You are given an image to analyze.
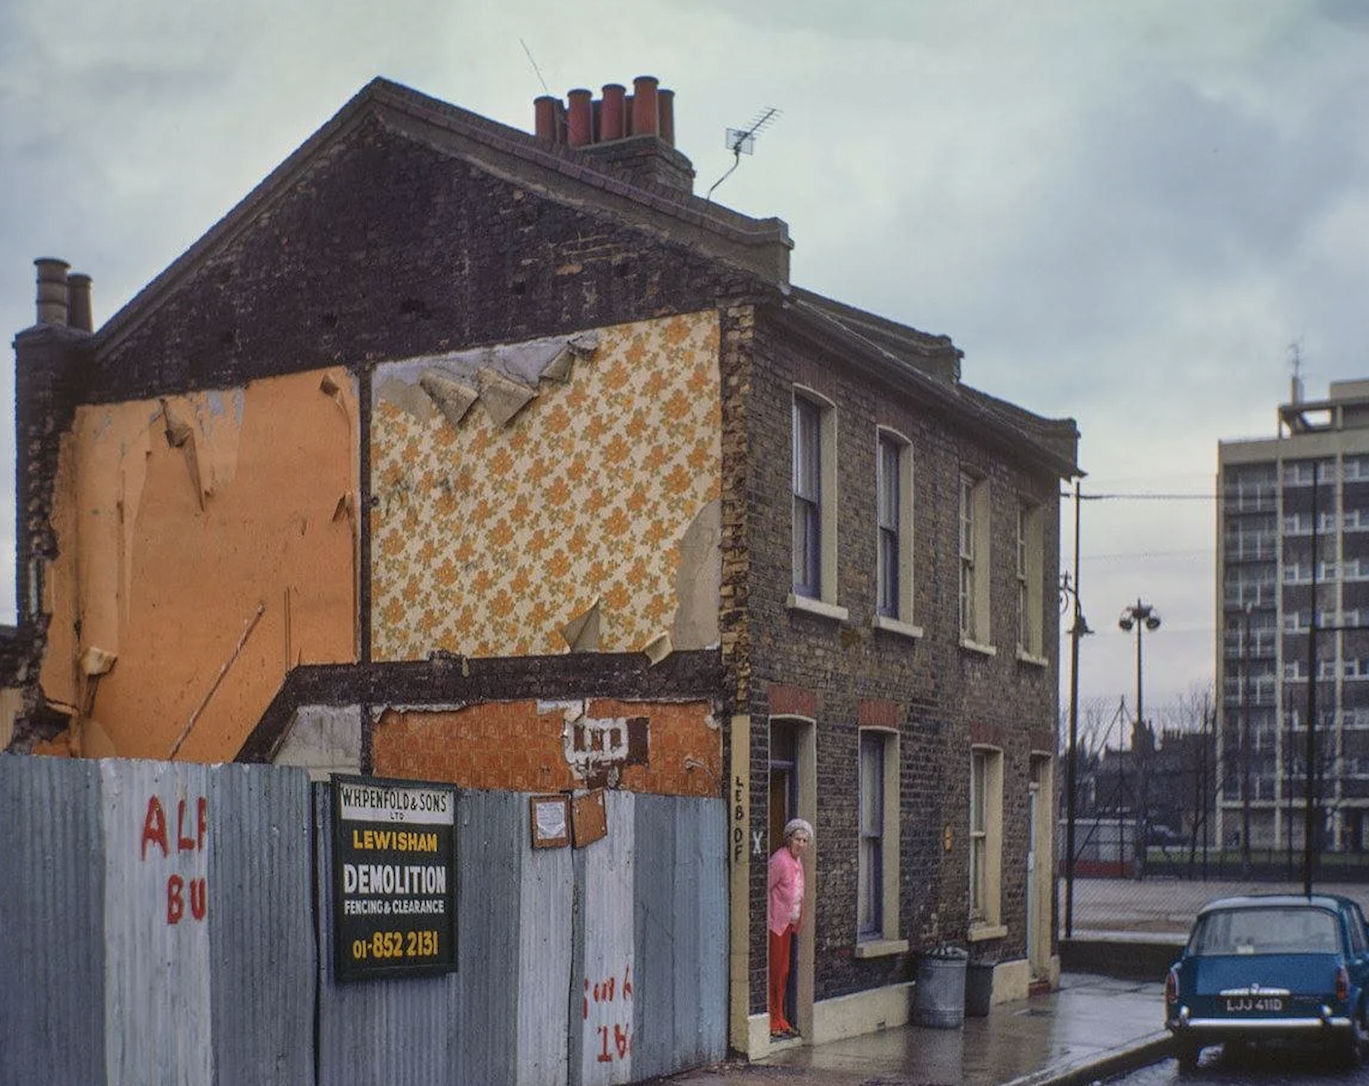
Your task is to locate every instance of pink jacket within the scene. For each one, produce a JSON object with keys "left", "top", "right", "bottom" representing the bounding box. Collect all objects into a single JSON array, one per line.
[{"left": 767, "top": 847, "right": 804, "bottom": 935}]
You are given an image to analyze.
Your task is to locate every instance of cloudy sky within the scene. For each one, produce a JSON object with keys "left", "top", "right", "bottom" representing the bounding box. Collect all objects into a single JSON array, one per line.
[{"left": 3, "top": 0, "right": 1367, "bottom": 732}]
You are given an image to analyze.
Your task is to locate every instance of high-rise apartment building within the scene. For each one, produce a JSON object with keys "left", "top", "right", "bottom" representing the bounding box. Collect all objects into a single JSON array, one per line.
[{"left": 1217, "top": 378, "right": 1369, "bottom": 853}]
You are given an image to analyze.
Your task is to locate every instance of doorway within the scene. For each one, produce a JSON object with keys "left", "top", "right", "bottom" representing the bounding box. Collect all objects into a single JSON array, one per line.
[
  {"left": 766, "top": 717, "right": 815, "bottom": 1043},
  {"left": 1028, "top": 754, "right": 1053, "bottom": 981}
]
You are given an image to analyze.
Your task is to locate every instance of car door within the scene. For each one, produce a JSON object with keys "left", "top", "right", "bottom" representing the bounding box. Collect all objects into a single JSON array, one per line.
[{"left": 1339, "top": 899, "right": 1369, "bottom": 1002}]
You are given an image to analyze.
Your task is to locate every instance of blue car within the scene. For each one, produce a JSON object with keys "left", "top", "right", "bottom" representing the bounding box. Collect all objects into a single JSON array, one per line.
[{"left": 1165, "top": 893, "right": 1369, "bottom": 1069}]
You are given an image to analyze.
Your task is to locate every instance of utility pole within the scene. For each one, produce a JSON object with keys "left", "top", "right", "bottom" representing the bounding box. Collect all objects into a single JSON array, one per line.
[{"left": 1063, "top": 481, "right": 1088, "bottom": 937}]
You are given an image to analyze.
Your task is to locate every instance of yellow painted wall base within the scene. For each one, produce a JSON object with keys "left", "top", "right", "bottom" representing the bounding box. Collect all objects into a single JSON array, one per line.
[
  {"left": 739, "top": 954, "right": 1063, "bottom": 1057},
  {"left": 745, "top": 980, "right": 914, "bottom": 1055},
  {"left": 992, "top": 958, "right": 1031, "bottom": 1003}
]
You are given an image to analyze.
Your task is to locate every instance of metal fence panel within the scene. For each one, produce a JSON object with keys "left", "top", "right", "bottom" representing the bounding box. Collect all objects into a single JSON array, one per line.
[
  {"left": 632, "top": 795, "right": 727, "bottom": 1078},
  {"left": 631, "top": 793, "right": 676, "bottom": 1081},
  {"left": 315, "top": 786, "right": 522, "bottom": 1086},
  {"left": 516, "top": 809, "right": 574, "bottom": 1086},
  {"left": 573, "top": 790, "right": 637, "bottom": 1086},
  {"left": 682, "top": 797, "right": 727, "bottom": 1066},
  {"left": 209, "top": 763, "right": 315, "bottom": 1086},
  {"left": 0, "top": 756, "right": 105, "bottom": 1086},
  {"left": 453, "top": 790, "right": 522, "bottom": 1085},
  {"left": 100, "top": 759, "right": 213, "bottom": 1086}
]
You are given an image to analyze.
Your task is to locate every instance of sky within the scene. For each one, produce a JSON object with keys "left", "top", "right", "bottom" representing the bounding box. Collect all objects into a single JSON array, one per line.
[{"left": 2, "top": 0, "right": 1367, "bottom": 731}]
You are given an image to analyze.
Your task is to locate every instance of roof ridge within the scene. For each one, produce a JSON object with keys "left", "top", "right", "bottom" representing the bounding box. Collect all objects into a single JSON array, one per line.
[{"left": 95, "top": 76, "right": 790, "bottom": 352}]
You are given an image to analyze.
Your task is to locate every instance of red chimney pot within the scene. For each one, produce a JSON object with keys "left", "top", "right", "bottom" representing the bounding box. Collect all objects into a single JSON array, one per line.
[
  {"left": 631, "top": 75, "right": 659, "bottom": 138},
  {"left": 567, "top": 88, "right": 593, "bottom": 148},
  {"left": 658, "top": 88, "right": 676, "bottom": 147},
  {"left": 600, "top": 84, "right": 626, "bottom": 142},
  {"left": 534, "top": 95, "right": 559, "bottom": 142}
]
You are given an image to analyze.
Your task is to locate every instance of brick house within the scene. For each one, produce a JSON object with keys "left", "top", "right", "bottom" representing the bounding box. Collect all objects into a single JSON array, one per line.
[{"left": 6, "top": 75, "right": 1078, "bottom": 1056}]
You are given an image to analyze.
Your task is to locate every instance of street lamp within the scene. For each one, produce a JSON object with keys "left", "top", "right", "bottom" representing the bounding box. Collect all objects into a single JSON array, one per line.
[
  {"left": 1119, "top": 599, "right": 1161, "bottom": 875},
  {"left": 1061, "top": 571, "right": 1092, "bottom": 938}
]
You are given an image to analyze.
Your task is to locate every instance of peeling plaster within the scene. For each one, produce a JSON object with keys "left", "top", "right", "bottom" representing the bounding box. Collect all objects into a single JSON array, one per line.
[
  {"left": 474, "top": 367, "right": 537, "bottom": 427},
  {"left": 274, "top": 704, "right": 364, "bottom": 778},
  {"left": 418, "top": 370, "right": 478, "bottom": 430},
  {"left": 561, "top": 599, "right": 601, "bottom": 653},
  {"left": 373, "top": 330, "right": 600, "bottom": 426},
  {"left": 41, "top": 368, "right": 359, "bottom": 761},
  {"left": 672, "top": 499, "right": 722, "bottom": 651}
]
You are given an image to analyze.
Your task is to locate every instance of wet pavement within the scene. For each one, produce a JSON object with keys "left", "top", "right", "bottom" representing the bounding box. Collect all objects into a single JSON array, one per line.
[
  {"left": 663, "top": 880, "right": 1369, "bottom": 1086},
  {"left": 665, "top": 972, "right": 1171, "bottom": 1086}
]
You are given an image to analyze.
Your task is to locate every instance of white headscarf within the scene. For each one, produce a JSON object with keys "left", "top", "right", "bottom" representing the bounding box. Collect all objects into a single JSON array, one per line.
[{"left": 783, "top": 817, "right": 814, "bottom": 842}]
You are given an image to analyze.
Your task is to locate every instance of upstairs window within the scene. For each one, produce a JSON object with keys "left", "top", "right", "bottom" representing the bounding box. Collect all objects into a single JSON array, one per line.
[
  {"left": 1017, "top": 499, "right": 1044, "bottom": 659},
  {"left": 792, "top": 397, "right": 822, "bottom": 598},
  {"left": 959, "top": 473, "right": 991, "bottom": 647},
  {"left": 789, "top": 391, "right": 845, "bottom": 620},
  {"left": 874, "top": 431, "right": 916, "bottom": 631}
]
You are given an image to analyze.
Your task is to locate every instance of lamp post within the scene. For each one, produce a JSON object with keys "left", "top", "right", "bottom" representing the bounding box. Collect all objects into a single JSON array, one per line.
[
  {"left": 1061, "top": 570, "right": 1091, "bottom": 937},
  {"left": 1119, "top": 599, "right": 1161, "bottom": 876}
]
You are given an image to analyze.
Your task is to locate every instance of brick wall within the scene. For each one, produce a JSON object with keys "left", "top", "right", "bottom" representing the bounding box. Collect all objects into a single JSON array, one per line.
[
  {"left": 90, "top": 115, "right": 768, "bottom": 403},
  {"left": 372, "top": 697, "right": 720, "bottom": 797},
  {"left": 740, "top": 312, "right": 1063, "bottom": 1011}
]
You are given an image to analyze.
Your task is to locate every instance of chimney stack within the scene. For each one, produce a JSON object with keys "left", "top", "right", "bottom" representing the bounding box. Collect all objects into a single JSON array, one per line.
[
  {"left": 529, "top": 75, "right": 695, "bottom": 193},
  {"left": 68, "top": 273, "right": 93, "bottom": 333},
  {"left": 34, "top": 257, "right": 70, "bottom": 326}
]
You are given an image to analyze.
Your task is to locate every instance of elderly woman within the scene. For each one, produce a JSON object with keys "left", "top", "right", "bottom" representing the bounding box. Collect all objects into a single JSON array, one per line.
[{"left": 767, "top": 817, "right": 812, "bottom": 1038}]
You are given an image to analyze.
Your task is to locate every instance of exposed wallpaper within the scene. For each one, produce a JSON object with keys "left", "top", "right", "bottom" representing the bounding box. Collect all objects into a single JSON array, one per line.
[{"left": 370, "top": 312, "right": 721, "bottom": 661}]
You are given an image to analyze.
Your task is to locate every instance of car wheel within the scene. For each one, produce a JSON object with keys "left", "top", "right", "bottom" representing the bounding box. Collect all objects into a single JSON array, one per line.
[
  {"left": 1338, "top": 1005, "right": 1369, "bottom": 1069},
  {"left": 1175, "top": 1039, "right": 1201, "bottom": 1072}
]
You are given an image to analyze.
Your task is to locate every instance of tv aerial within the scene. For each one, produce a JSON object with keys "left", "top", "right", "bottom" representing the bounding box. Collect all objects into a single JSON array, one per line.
[{"left": 706, "top": 106, "right": 781, "bottom": 204}]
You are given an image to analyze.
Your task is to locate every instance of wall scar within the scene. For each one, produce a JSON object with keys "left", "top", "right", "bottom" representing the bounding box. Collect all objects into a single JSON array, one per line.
[{"left": 167, "top": 602, "right": 266, "bottom": 760}]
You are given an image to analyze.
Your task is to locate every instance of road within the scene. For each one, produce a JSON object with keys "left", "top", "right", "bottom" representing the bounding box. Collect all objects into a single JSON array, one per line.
[
  {"left": 1068, "top": 877, "right": 1369, "bottom": 936},
  {"left": 1112, "top": 1043, "right": 1363, "bottom": 1086}
]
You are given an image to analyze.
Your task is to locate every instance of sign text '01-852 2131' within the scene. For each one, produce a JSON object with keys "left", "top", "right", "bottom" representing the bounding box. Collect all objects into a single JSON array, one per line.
[{"left": 331, "top": 775, "right": 458, "bottom": 982}]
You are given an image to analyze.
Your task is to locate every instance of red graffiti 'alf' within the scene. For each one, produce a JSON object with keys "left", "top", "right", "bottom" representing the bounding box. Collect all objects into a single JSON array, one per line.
[{"left": 140, "top": 795, "right": 208, "bottom": 859}]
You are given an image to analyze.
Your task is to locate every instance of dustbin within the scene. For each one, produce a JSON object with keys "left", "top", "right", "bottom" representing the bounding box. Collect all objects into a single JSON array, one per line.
[
  {"left": 965, "top": 961, "right": 994, "bottom": 1017},
  {"left": 912, "top": 944, "right": 967, "bottom": 1028}
]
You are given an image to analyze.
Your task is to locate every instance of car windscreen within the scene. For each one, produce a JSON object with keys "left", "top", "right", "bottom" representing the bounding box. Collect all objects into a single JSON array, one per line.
[{"left": 1188, "top": 906, "right": 1340, "bottom": 956}]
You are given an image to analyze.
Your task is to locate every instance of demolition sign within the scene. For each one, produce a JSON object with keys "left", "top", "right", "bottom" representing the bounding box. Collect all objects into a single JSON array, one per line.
[{"left": 332, "top": 775, "right": 458, "bottom": 981}]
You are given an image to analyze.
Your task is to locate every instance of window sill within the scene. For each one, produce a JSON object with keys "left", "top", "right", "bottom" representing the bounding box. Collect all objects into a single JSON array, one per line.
[
  {"left": 967, "top": 923, "right": 1007, "bottom": 942},
  {"left": 787, "top": 593, "right": 850, "bottom": 623},
  {"left": 959, "top": 638, "right": 997, "bottom": 658},
  {"left": 872, "top": 615, "right": 924, "bottom": 640},
  {"left": 854, "top": 937, "right": 909, "bottom": 959},
  {"left": 1015, "top": 648, "right": 1048, "bottom": 668}
]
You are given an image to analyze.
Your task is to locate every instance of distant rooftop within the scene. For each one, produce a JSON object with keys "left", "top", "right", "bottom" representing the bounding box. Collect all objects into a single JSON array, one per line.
[{"left": 1280, "top": 376, "right": 1369, "bottom": 436}]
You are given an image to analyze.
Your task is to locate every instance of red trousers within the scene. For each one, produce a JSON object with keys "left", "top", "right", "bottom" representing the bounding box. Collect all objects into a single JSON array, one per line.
[{"left": 768, "top": 925, "right": 795, "bottom": 1032}]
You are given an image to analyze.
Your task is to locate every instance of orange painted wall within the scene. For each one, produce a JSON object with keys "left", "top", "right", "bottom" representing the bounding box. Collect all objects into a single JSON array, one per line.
[
  {"left": 39, "top": 368, "right": 359, "bottom": 761},
  {"left": 372, "top": 698, "right": 721, "bottom": 798}
]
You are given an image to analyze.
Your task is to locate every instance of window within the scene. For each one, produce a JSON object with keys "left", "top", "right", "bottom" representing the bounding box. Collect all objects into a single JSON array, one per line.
[
  {"left": 969, "top": 746, "right": 1003, "bottom": 929},
  {"left": 959, "top": 473, "right": 991, "bottom": 648},
  {"left": 1016, "top": 499, "right": 1044, "bottom": 660},
  {"left": 874, "top": 431, "right": 918, "bottom": 636},
  {"left": 789, "top": 391, "right": 846, "bottom": 620},
  {"left": 858, "top": 732, "right": 884, "bottom": 936},
  {"left": 793, "top": 397, "right": 822, "bottom": 597},
  {"left": 855, "top": 728, "right": 904, "bottom": 956}
]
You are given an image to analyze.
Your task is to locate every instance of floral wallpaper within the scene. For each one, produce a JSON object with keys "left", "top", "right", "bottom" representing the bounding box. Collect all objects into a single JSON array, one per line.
[{"left": 370, "top": 311, "right": 721, "bottom": 661}]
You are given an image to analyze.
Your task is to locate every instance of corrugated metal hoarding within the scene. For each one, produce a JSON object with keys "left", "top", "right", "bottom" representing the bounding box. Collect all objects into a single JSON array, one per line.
[
  {"left": 2, "top": 756, "right": 725, "bottom": 1086},
  {"left": 0, "top": 757, "right": 315, "bottom": 1086},
  {"left": 0, "top": 756, "right": 106, "bottom": 1086}
]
